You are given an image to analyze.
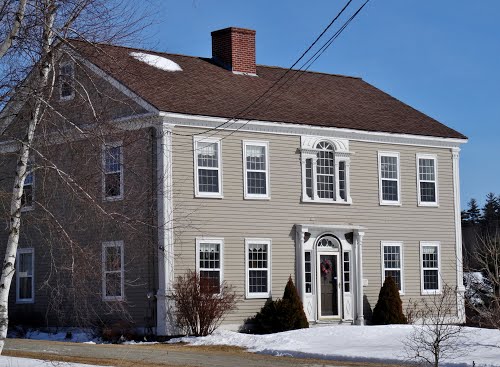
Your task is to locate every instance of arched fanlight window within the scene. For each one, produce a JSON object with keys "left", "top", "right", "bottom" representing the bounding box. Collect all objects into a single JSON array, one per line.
[{"left": 301, "top": 137, "right": 351, "bottom": 204}]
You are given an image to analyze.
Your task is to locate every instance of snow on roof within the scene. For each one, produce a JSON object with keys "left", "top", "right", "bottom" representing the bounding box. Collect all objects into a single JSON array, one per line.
[{"left": 130, "top": 52, "right": 182, "bottom": 72}]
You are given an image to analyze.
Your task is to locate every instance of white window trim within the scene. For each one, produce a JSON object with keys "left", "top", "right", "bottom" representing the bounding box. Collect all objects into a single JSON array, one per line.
[
  {"left": 420, "top": 241, "right": 442, "bottom": 295},
  {"left": 378, "top": 151, "right": 401, "bottom": 206},
  {"left": 300, "top": 141, "right": 352, "bottom": 205},
  {"left": 195, "top": 237, "right": 224, "bottom": 294},
  {"left": 21, "top": 159, "right": 35, "bottom": 212},
  {"left": 102, "top": 241, "right": 125, "bottom": 301},
  {"left": 416, "top": 153, "right": 439, "bottom": 207},
  {"left": 16, "top": 247, "right": 35, "bottom": 303},
  {"left": 242, "top": 140, "right": 270, "bottom": 200},
  {"left": 193, "top": 136, "right": 223, "bottom": 198},
  {"left": 59, "top": 61, "right": 75, "bottom": 101},
  {"left": 245, "top": 238, "right": 272, "bottom": 299},
  {"left": 102, "top": 141, "right": 124, "bottom": 201},
  {"left": 380, "top": 241, "right": 404, "bottom": 295}
]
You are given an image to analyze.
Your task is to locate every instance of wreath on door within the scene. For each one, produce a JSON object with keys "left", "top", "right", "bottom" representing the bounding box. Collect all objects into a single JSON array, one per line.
[{"left": 320, "top": 259, "right": 333, "bottom": 277}]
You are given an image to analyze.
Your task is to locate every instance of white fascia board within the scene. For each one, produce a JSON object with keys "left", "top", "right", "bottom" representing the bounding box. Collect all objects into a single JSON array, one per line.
[{"left": 160, "top": 111, "right": 468, "bottom": 149}]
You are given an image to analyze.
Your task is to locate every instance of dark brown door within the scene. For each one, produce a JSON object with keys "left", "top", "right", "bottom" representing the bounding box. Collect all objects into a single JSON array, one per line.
[{"left": 320, "top": 254, "right": 338, "bottom": 316}]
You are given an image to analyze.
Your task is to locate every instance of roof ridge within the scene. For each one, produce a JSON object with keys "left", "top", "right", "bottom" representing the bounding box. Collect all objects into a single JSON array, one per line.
[{"left": 69, "top": 39, "right": 361, "bottom": 80}]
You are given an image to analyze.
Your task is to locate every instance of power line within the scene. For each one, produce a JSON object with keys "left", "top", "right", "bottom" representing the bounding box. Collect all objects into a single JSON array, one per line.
[
  {"left": 215, "top": 0, "right": 371, "bottom": 142},
  {"left": 172, "top": 0, "right": 355, "bottom": 139}
]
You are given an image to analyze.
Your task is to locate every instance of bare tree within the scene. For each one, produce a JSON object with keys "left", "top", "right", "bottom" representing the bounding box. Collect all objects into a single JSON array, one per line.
[
  {"left": 0, "top": 0, "right": 159, "bottom": 353},
  {"left": 404, "top": 285, "right": 467, "bottom": 367},
  {"left": 464, "top": 231, "right": 500, "bottom": 329}
]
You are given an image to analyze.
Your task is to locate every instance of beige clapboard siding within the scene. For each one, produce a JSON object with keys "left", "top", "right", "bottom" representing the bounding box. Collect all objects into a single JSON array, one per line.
[{"left": 171, "top": 125, "right": 459, "bottom": 324}]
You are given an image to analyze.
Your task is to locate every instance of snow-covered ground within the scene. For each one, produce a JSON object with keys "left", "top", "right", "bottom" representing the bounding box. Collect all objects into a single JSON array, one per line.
[
  {"left": 0, "top": 356, "right": 107, "bottom": 367},
  {"left": 171, "top": 325, "right": 500, "bottom": 367}
]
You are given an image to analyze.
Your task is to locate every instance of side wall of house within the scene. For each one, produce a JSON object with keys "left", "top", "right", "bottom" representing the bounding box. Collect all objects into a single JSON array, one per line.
[
  {"left": 171, "top": 125, "right": 459, "bottom": 325},
  {"left": 0, "top": 53, "right": 158, "bottom": 330}
]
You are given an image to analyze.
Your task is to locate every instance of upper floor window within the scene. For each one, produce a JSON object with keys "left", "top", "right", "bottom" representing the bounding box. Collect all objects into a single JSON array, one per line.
[
  {"left": 378, "top": 151, "right": 400, "bottom": 205},
  {"left": 417, "top": 154, "right": 438, "bottom": 206},
  {"left": 301, "top": 137, "right": 352, "bottom": 204},
  {"left": 16, "top": 248, "right": 34, "bottom": 303},
  {"left": 102, "top": 241, "right": 124, "bottom": 301},
  {"left": 21, "top": 160, "right": 34, "bottom": 211},
  {"left": 196, "top": 238, "right": 223, "bottom": 294},
  {"left": 194, "top": 137, "right": 222, "bottom": 198},
  {"left": 243, "top": 141, "right": 269, "bottom": 199},
  {"left": 420, "top": 242, "right": 441, "bottom": 294},
  {"left": 381, "top": 241, "right": 404, "bottom": 293},
  {"left": 59, "top": 61, "right": 75, "bottom": 100},
  {"left": 103, "top": 142, "right": 123, "bottom": 200}
]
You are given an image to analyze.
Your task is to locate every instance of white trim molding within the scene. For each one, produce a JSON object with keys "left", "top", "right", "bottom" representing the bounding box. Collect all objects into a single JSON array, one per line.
[
  {"left": 102, "top": 241, "right": 125, "bottom": 301},
  {"left": 193, "top": 136, "right": 223, "bottom": 198},
  {"left": 451, "top": 147, "right": 466, "bottom": 322},
  {"left": 416, "top": 153, "right": 439, "bottom": 207},
  {"left": 16, "top": 247, "right": 35, "bottom": 303},
  {"left": 156, "top": 120, "right": 175, "bottom": 335},
  {"left": 242, "top": 140, "right": 270, "bottom": 200},
  {"left": 160, "top": 111, "right": 468, "bottom": 149},
  {"left": 380, "top": 241, "right": 405, "bottom": 295},
  {"left": 378, "top": 151, "right": 401, "bottom": 206},
  {"left": 420, "top": 241, "right": 442, "bottom": 295},
  {"left": 195, "top": 237, "right": 224, "bottom": 294},
  {"left": 245, "top": 238, "right": 272, "bottom": 299}
]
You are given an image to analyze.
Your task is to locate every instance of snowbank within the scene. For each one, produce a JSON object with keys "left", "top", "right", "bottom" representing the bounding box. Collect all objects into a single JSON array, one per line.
[
  {"left": 24, "top": 329, "right": 101, "bottom": 343},
  {"left": 170, "top": 325, "right": 500, "bottom": 367},
  {"left": 130, "top": 52, "right": 182, "bottom": 72},
  {"left": 0, "top": 356, "right": 107, "bottom": 367}
]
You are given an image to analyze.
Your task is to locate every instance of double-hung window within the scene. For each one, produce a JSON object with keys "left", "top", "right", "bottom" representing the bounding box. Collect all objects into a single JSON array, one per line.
[
  {"left": 102, "top": 241, "right": 124, "bottom": 301},
  {"left": 103, "top": 142, "right": 123, "bottom": 200},
  {"left": 301, "top": 138, "right": 352, "bottom": 204},
  {"left": 381, "top": 242, "right": 404, "bottom": 293},
  {"left": 421, "top": 242, "right": 441, "bottom": 294},
  {"left": 59, "top": 61, "right": 75, "bottom": 100},
  {"left": 417, "top": 154, "right": 438, "bottom": 206},
  {"left": 194, "top": 137, "right": 222, "bottom": 197},
  {"left": 196, "top": 238, "right": 223, "bottom": 294},
  {"left": 378, "top": 152, "right": 401, "bottom": 205},
  {"left": 22, "top": 160, "right": 34, "bottom": 210},
  {"left": 16, "top": 248, "right": 34, "bottom": 303},
  {"left": 243, "top": 141, "right": 269, "bottom": 199},
  {"left": 245, "top": 239, "right": 271, "bottom": 298}
]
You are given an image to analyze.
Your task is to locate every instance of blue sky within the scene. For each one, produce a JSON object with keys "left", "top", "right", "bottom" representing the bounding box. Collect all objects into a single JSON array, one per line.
[{"left": 139, "top": 0, "right": 499, "bottom": 209}]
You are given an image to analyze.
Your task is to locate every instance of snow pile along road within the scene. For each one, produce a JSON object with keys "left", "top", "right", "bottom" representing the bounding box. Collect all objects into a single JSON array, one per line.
[
  {"left": 0, "top": 356, "right": 108, "bottom": 367},
  {"left": 171, "top": 324, "right": 500, "bottom": 367}
]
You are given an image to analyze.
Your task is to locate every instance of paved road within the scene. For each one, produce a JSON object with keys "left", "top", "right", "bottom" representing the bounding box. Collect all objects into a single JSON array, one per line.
[{"left": 4, "top": 338, "right": 360, "bottom": 367}]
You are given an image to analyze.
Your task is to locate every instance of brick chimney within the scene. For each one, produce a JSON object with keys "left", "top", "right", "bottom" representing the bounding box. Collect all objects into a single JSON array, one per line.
[{"left": 211, "top": 27, "right": 256, "bottom": 75}]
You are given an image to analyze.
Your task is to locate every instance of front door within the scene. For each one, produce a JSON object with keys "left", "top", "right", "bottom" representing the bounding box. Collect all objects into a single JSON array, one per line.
[{"left": 319, "top": 254, "right": 339, "bottom": 317}]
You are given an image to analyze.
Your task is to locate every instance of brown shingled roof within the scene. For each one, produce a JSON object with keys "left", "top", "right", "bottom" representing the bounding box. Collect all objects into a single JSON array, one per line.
[{"left": 70, "top": 40, "right": 466, "bottom": 140}]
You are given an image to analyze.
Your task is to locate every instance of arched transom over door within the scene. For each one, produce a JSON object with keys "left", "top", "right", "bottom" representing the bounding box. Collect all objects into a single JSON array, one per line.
[{"left": 316, "top": 235, "right": 342, "bottom": 318}]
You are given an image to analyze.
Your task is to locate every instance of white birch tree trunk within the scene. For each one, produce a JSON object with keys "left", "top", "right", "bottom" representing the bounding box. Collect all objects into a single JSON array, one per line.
[
  {"left": 0, "top": 1, "right": 55, "bottom": 353},
  {"left": 0, "top": 0, "right": 28, "bottom": 59}
]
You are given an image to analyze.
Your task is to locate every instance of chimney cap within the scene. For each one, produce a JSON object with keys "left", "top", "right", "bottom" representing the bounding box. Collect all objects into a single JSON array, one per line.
[{"left": 211, "top": 27, "right": 256, "bottom": 36}]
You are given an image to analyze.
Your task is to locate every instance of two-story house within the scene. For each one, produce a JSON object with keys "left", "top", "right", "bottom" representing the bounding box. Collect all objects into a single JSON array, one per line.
[{"left": 0, "top": 27, "right": 468, "bottom": 335}]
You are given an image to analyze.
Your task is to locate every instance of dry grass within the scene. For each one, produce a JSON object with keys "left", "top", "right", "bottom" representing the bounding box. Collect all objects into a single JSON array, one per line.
[{"left": 4, "top": 349, "right": 192, "bottom": 367}]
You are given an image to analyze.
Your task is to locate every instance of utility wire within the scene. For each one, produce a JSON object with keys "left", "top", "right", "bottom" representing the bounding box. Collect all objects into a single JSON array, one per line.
[
  {"left": 171, "top": 0, "right": 354, "bottom": 139},
  {"left": 216, "top": 0, "right": 371, "bottom": 142}
]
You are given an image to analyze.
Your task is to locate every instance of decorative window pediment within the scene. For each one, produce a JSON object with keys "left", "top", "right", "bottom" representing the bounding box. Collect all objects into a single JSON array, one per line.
[{"left": 300, "top": 136, "right": 352, "bottom": 204}]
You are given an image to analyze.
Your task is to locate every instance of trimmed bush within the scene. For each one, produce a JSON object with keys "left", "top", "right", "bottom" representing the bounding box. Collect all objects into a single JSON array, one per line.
[
  {"left": 250, "top": 276, "right": 309, "bottom": 334},
  {"left": 372, "top": 275, "right": 407, "bottom": 325}
]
